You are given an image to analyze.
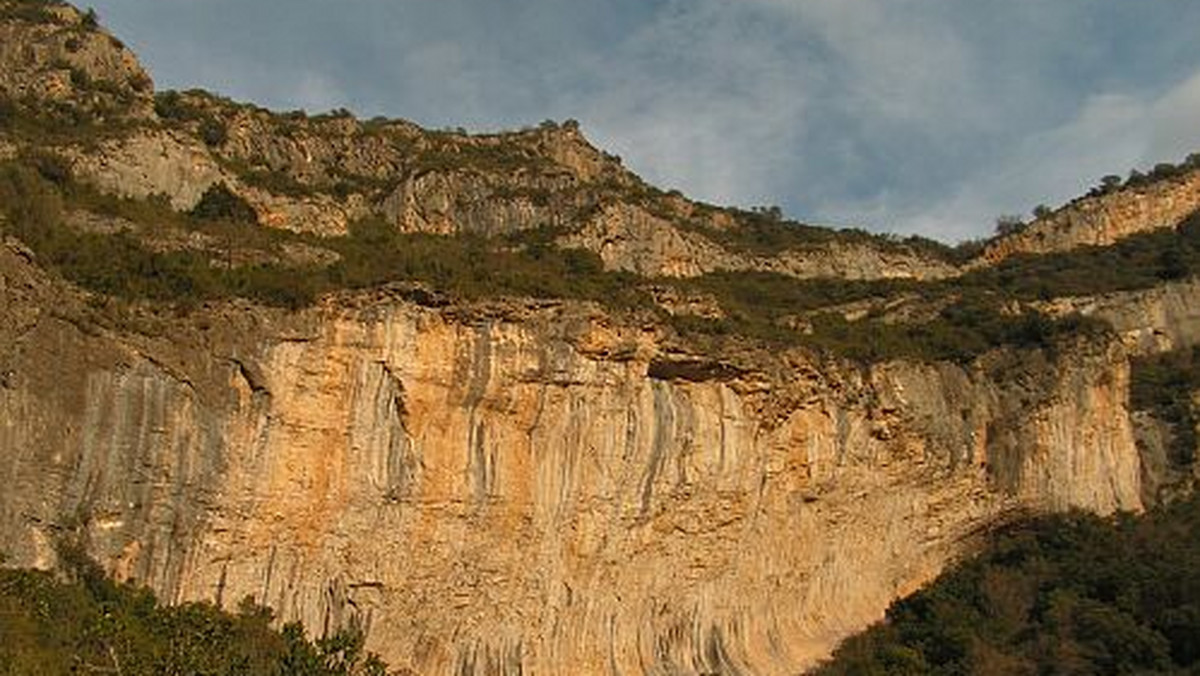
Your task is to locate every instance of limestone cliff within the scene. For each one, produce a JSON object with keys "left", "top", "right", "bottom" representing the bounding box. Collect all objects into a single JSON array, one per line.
[
  {"left": 1033, "top": 277, "right": 1200, "bottom": 504},
  {"left": 0, "top": 239, "right": 1145, "bottom": 674}
]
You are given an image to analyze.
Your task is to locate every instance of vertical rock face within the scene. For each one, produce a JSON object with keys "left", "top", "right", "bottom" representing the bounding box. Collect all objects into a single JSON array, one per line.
[
  {"left": 1035, "top": 277, "right": 1200, "bottom": 356},
  {"left": 0, "top": 240, "right": 1144, "bottom": 674}
]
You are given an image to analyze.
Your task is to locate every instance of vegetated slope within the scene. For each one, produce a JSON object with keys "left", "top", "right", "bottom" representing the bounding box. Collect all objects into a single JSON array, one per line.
[
  {"left": 810, "top": 492, "right": 1200, "bottom": 676},
  {"left": 11, "top": 147, "right": 1200, "bottom": 366},
  {"left": 4, "top": 0, "right": 1200, "bottom": 369}
]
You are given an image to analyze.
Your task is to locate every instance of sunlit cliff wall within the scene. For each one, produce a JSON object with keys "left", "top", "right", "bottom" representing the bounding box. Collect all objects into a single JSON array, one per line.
[{"left": 0, "top": 243, "right": 1144, "bottom": 675}]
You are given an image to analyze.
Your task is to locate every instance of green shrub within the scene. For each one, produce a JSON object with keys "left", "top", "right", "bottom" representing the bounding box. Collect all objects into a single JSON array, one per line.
[
  {"left": 0, "top": 1, "right": 56, "bottom": 23},
  {"left": 224, "top": 161, "right": 310, "bottom": 197},
  {"left": 190, "top": 182, "right": 258, "bottom": 225},
  {"left": 814, "top": 495, "right": 1200, "bottom": 675},
  {"left": 0, "top": 553, "right": 396, "bottom": 675},
  {"left": 68, "top": 66, "right": 92, "bottom": 89},
  {"left": 1131, "top": 347, "right": 1200, "bottom": 467},
  {"left": 199, "top": 117, "right": 228, "bottom": 147},
  {"left": 25, "top": 149, "right": 72, "bottom": 185},
  {"left": 153, "top": 90, "right": 212, "bottom": 124},
  {"left": 153, "top": 91, "right": 190, "bottom": 120}
]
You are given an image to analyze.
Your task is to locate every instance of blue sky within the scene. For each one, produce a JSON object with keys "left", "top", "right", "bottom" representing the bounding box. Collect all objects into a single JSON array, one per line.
[{"left": 85, "top": 0, "right": 1200, "bottom": 242}]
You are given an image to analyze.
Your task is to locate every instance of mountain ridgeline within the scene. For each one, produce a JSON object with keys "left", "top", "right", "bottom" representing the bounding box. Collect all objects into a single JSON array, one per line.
[{"left": 1, "top": 1, "right": 1200, "bottom": 674}]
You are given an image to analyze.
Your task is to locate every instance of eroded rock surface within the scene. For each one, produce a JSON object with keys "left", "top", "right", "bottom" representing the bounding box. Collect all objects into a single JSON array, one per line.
[{"left": 0, "top": 241, "right": 1149, "bottom": 675}]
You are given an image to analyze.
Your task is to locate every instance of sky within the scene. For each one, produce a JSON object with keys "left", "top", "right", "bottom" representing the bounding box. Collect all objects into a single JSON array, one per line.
[{"left": 84, "top": 0, "right": 1200, "bottom": 243}]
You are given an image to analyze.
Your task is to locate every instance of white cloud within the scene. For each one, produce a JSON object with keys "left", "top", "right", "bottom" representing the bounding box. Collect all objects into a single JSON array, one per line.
[
  {"left": 566, "top": 0, "right": 1027, "bottom": 233},
  {"left": 293, "top": 72, "right": 348, "bottom": 114},
  {"left": 1145, "top": 70, "right": 1200, "bottom": 164},
  {"left": 872, "top": 67, "right": 1200, "bottom": 242},
  {"left": 569, "top": 0, "right": 813, "bottom": 207},
  {"left": 754, "top": 0, "right": 978, "bottom": 124}
]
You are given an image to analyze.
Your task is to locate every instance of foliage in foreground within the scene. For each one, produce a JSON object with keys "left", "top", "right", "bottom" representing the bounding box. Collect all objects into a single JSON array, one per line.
[
  {"left": 0, "top": 545, "right": 395, "bottom": 675},
  {"left": 812, "top": 494, "right": 1200, "bottom": 675}
]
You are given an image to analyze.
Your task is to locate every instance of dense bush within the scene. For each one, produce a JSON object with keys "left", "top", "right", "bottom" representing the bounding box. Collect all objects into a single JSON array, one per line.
[
  {"left": 1131, "top": 347, "right": 1200, "bottom": 467},
  {"left": 153, "top": 90, "right": 204, "bottom": 122},
  {"left": 217, "top": 158, "right": 312, "bottom": 197},
  {"left": 190, "top": 181, "right": 259, "bottom": 224},
  {"left": 675, "top": 205, "right": 959, "bottom": 263},
  {"left": 964, "top": 211, "right": 1200, "bottom": 299},
  {"left": 328, "top": 217, "right": 646, "bottom": 307},
  {"left": 0, "top": 543, "right": 394, "bottom": 675},
  {"left": 0, "top": 88, "right": 143, "bottom": 147},
  {"left": 670, "top": 268, "right": 1109, "bottom": 363},
  {"left": 669, "top": 206, "right": 1200, "bottom": 362},
  {"left": 802, "top": 303, "right": 1103, "bottom": 364},
  {"left": 0, "top": 0, "right": 58, "bottom": 23},
  {"left": 199, "top": 116, "right": 228, "bottom": 147},
  {"left": 813, "top": 494, "right": 1200, "bottom": 675}
]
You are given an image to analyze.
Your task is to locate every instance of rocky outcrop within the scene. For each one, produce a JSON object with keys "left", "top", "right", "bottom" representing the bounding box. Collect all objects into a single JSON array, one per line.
[
  {"left": 380, "top": 167, "right": 586, "bottom": 238},
  {"left": 562, "top": 203, "right": 738, "bottom": 277},
  {"left": 66, "top": 129, "right": 226, "bottom": 209},
  {"left": 562, "top": 203, "right": 957, "bottom": 280},
  {"left": 764, "top": 241, "right": 956, "bottom": 281},
  {"left": 203, "top": 98, "right": 625, "bottom": 237},
  {"left": 0, "top": 2, "right": 153, "bottom": 121},
  {"left": 979, "top": 169, "right": 1200, "bottom": 265},
  {"left": 0, "top": 240, "right": 1144, "bottom": 675},
  {"left": 1035, "top": 276, "right": 1200, "bottom": 356},
  {"left": 1033, "top": 276, "right": 1200, "bottom": 504}
]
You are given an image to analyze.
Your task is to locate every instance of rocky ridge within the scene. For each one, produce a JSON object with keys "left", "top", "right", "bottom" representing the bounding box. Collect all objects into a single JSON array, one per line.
[
  {"left": 979, "top": 164, "right": 1200, "bottom": 265},
  {"left": 0, "top": 4, "right": 957, "bottom": 283}
]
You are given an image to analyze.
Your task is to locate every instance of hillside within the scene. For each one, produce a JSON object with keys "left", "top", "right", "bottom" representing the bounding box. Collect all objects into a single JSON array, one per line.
[
  {"left": 1, "top": 1, "right": 1199, "bottom": 674},
  {"left": 813, "top": 492, "right": 1200, "bottom": 675}
]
